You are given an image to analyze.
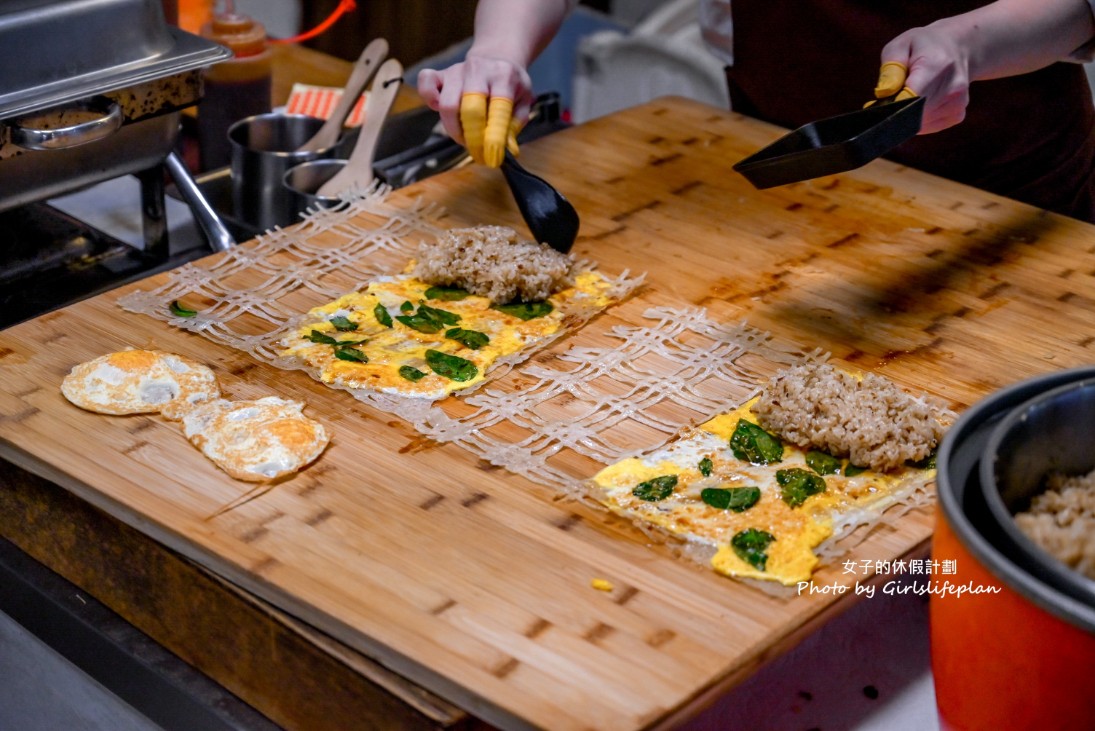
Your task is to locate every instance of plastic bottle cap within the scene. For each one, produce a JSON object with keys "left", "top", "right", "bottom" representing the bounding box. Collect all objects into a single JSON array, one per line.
[{"left": 203, "top": 12, "right": 267, "bottom": 57}]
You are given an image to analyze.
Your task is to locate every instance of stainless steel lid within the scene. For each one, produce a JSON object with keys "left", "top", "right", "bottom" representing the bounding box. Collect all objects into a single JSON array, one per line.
[{"left": 0, "top": 0, "right": 231, "bottom": 119}]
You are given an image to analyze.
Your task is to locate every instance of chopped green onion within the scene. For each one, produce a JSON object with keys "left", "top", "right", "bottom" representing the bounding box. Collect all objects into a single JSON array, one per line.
[
  {"left": 632, "top": 475, "right": 678, "bottom": 502},
  {"left": 701, "top": 486, "right": 761, "bottom": 512},
  {"left": 169, "top": 300, "right": 197, "bottom": 318},
  {"left": 731, "top": 528, "right": 776, "bottom": 571},
  {"left": 491, "top": 301, "right": 554, "bottom": 321},
  {"left": 730, "top": 419, "right": 784, "bottom": 465}
]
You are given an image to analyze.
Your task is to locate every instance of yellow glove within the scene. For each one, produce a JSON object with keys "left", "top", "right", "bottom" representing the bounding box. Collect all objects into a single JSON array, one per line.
[
  {"left": 460, "top": 92, "right": 487, "bottom": 164},
  {"left": 483, "top": 97, "right": 513, "bottom": 167},
  {"left": 507, "top": 116, "right": 523, "bottom": 156},
  {"left": 875, "top": 61, "right": 907, "bottom": 98},
  {"left": 864, "top": 61, "right": 917, "bottom": 107},
  {"left": 460, "top": 93, "right": 523, "bottom": 168}
]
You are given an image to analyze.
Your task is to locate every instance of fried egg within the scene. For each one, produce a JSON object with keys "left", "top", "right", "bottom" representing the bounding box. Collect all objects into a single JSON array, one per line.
[
  {"left": 282, "top": 271, "right": 615, "bottom": 399},
  {"left": 591, "top": 400, "right": 936, "bottom": 585},
  {"left": 61, "top": 350, "right": 219, "bottom": 417},
  {"left": 181, "top": 397, "right": 329, "bottom": 482}
]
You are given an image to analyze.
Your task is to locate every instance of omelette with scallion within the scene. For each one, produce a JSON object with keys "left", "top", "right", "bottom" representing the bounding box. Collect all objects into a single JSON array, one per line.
[
  {"left": 282, "top": 271, "right": 615, "bottom": 399},
  {"left": 590, "top": 398, "right": 939, "bottom": 586}
]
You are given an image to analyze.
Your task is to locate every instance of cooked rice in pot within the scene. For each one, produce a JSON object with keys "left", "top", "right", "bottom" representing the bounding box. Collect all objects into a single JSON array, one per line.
[
  {"left": 751, "top": 362, "right": 945, "bottom": 472},
  {"left": 413, "top": 225, "right": 574, "bottom": 304},
  {"left": 1014, "top": 470, "right": 1095, "bottom": 581}
]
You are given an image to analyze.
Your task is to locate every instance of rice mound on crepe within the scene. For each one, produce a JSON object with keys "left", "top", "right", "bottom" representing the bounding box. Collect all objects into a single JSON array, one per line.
[{"left": 412, "top": 225, "right": 573, "bottom": 303}]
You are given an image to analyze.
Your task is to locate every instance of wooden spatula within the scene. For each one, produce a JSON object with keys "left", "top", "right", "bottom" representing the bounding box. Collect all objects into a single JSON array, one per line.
[
  {"left": 316, "top": 58, "right": 403, "bottom": 198},
  {"left": 297, "top": 38, "right": 389, "bottom": 154}
]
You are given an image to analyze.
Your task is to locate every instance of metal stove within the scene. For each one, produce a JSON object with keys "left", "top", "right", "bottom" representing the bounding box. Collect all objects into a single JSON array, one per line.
[
  {"left": 0, "top": 0, "right": 229, "bottom": 329},
  {"left": 0, "top": 177, "right": 215, "bottom": 330}
]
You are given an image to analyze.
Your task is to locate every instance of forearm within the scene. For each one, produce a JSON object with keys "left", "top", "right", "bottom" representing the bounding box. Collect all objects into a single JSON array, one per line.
[
  {"left": 931, "top": 0, "right": 1095, "bottom": 80},
  {"left": 466, "top": 0, "right": 576, "bottom": 68}
]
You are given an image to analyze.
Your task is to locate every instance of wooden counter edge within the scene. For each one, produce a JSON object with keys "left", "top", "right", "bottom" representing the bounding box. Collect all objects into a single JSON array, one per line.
[
  {"left": 644, "top": 533, "right": 933, "bottom": 729},
  {"left": 0, "top": 458, "right": 482, "bottom": 731}
]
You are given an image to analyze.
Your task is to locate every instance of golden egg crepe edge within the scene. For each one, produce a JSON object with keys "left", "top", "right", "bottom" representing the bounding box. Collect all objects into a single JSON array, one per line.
[
  {"left": 587, "top": 399, "right": 940, "bottom": 587},
  {"left": 279, "top": 268, "right": 625, "bottom": 400}
]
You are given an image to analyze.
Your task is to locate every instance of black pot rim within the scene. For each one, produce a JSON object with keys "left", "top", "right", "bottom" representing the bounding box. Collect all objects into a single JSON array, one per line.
[
  {"left": 937, "top": 366, "right": 1095, "bottom": 633},
  {"left": 979, "top": 377, "right": 1095, "bottom": 608}
]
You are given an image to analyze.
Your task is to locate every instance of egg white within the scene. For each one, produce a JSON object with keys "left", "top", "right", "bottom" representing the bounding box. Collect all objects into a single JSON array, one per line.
[{"left": 592, "top": 400, "right": 934, "bottom": 585}]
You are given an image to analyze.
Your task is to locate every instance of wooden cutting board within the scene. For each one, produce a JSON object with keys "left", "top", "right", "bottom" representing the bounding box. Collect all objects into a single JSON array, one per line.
[{"left": 3, "top": 96, "right": 1094, "bottom": 730}]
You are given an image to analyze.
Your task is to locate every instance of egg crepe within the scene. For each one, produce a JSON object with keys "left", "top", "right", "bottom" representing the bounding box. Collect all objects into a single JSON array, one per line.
[
  {"left": 281, "top": 270, "right": 617, "bottom": 399},
  {"left": 61, "top": 349, "right": 219, "bottom": 417},
  {"left": 61, "top": 350, "right": 331, "bottom": 483},
  {"left": 181, "top": 397, "right": 329, "bottom": 482},
  {"left": 590, "top": 399, "right": 938, "bottom": 586}
]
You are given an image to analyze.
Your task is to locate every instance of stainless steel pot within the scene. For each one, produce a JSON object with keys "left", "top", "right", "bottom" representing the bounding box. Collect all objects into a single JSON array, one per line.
[{"left": 0, "top": 0, "right": 230, "bottom": 213}]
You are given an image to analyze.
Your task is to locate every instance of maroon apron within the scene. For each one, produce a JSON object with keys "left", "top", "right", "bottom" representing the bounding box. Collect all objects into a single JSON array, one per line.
[{"left": 726, "top": 0, "right": 1095, "bottom": 223}]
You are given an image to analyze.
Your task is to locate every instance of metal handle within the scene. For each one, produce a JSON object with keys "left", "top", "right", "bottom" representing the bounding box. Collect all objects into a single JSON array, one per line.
[
  {"left": 9, "top": 96, "right": 123, "bottom": 151},
  {"left": 165, "top": 151, "right": 236, "bottom": 253}
]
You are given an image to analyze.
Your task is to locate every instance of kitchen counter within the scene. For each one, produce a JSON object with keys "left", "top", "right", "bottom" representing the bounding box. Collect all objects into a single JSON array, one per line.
[{"left": 5, "top": 96, "right": 1093, "bottom": 729}]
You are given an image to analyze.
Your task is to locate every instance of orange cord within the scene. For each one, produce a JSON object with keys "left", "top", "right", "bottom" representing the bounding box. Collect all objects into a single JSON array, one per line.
[{"left": 269, "top": 0, "right": 357, "bottom": 45}]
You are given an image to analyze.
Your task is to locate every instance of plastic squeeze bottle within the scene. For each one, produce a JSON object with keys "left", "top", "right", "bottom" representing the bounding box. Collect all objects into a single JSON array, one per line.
[
  {"left": 198, "top": 4, "right": 272, "bottom": 170},
  {"left": 177, "top": 0, "right": 213, "bottom": 33}
]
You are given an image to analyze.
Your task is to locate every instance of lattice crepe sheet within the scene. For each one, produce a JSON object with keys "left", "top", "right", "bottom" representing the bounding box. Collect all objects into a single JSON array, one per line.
[
  {"left": 119, "top": 188, "right": 644, "bottom": 412},
  {"left": 118, "top": 188, "right": 939, "bottom": 585}
]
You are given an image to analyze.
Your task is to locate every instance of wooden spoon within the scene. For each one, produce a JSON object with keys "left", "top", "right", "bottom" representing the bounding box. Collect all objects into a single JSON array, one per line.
[
  {"left": 296, "top": 38, "right": 389, "bottom": 154},
  {"left": 316, "top": 58, "right": 404, "bottom": 197}
]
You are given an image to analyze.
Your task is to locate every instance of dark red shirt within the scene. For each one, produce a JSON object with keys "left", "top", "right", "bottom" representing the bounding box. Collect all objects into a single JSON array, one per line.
[{"left": 725, "top": 0, "right": 1095, "bottom": 222}]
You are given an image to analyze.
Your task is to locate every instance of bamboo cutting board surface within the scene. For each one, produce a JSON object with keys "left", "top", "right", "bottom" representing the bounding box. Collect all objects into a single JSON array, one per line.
[{"left": 3, "top": 97, "right": 1095, "bottom": 730}]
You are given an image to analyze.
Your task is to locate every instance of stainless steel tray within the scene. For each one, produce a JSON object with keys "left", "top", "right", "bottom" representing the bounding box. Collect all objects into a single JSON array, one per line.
[
  {"left": 0, "top": 0, "right": 230, "bottom": 119},
  {"left": 0, "top": 112, "right": 181, "bottom": 212}
]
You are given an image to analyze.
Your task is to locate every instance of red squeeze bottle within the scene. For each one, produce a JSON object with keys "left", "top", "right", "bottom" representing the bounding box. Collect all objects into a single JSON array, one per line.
[{"left": 198, "top": 10, "right": 272, "bottom": 170}]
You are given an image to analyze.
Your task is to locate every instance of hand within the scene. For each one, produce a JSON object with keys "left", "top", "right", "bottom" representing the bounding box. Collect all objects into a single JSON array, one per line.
[
  {"left": 877, "top": 24, "right": 972, "bottom": 135},
  {"left": 417, "top": 54, "right": 533, "bottom": 167}
]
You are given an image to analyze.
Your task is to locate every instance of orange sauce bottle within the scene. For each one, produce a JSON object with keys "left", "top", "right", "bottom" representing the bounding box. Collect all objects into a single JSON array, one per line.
[
  {"left": 177, "top": 0, "right": 213, "bottom": 33},
  {"left": 197, "top": 9, "right": 272, "bottom": 170}
]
